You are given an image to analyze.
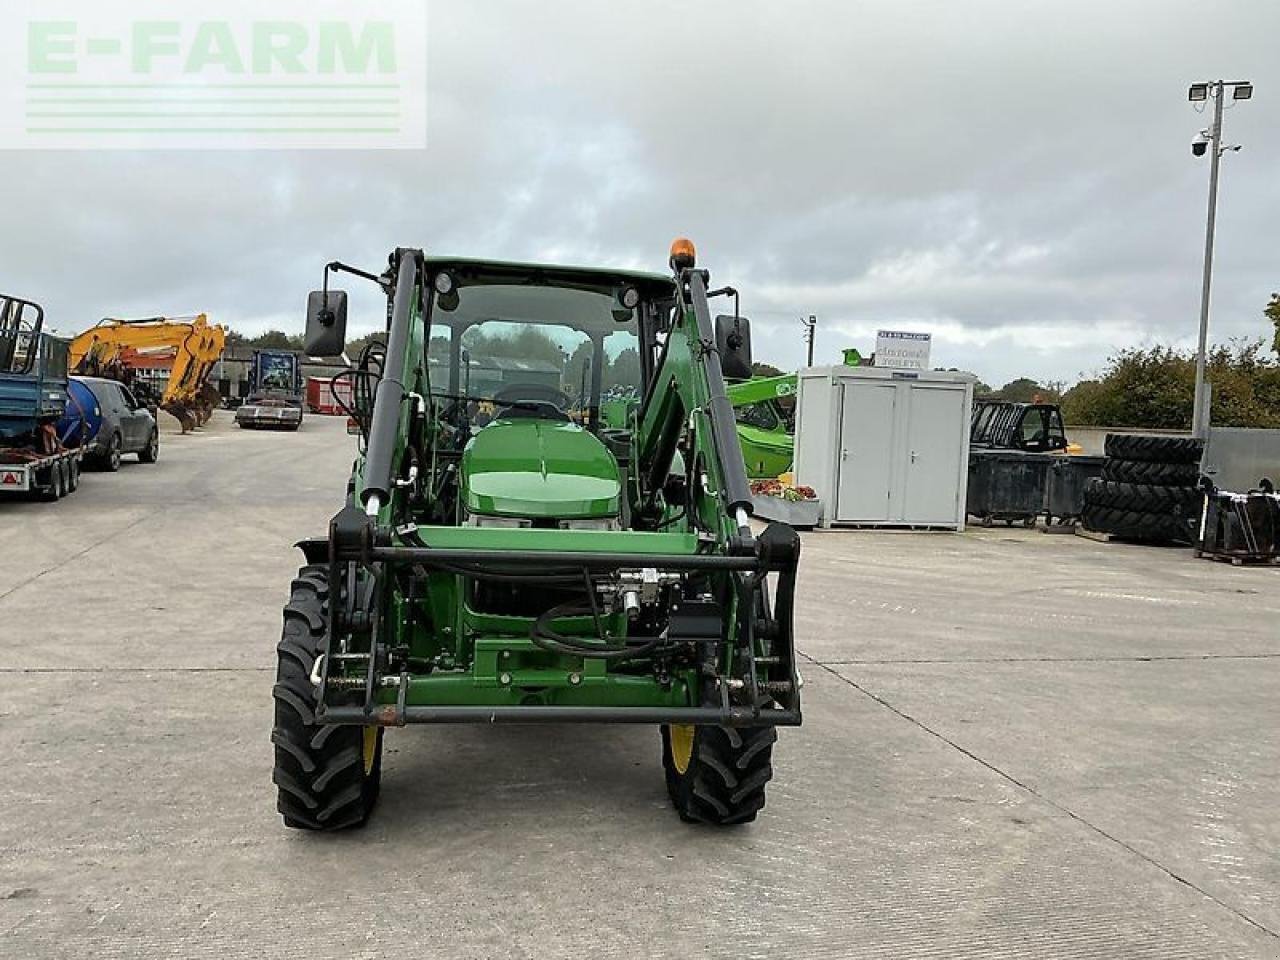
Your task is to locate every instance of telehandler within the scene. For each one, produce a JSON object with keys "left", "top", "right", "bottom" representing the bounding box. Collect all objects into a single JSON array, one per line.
[
  {"left": 728, "top": 373, "right": 797, "bottom": 479},
  {"left": 272, "top": 240, "right": 802, "bottom": 829}
]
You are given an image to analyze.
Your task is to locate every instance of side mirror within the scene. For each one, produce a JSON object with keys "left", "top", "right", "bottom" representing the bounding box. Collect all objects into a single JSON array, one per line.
[
  {"left": 715, "top": 314, "right": 752, "bottom": 380},
  {"left": 305, "top": 290, "right": 347, "bottom": 356}
]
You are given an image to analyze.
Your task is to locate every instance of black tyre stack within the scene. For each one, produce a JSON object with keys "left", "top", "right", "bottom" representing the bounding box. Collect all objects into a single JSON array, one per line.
[{"left": 1081, "top": 435, "right": 1204, "bottom": 544}]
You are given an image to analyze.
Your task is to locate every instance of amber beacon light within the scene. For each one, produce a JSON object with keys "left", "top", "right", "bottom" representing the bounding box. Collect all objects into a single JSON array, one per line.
[{"left": 669, "top": 237, "right": 697, "bottom": 271}]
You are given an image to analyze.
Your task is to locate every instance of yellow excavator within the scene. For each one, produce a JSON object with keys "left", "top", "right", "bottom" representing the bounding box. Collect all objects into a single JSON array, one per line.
[{"left": 70, "top": 315, "right": 227, "bottom": 433}]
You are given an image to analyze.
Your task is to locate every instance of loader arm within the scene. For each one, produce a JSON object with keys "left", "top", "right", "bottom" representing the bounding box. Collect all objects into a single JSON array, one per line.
[{"left": 635, "top": 268, "right": 754, "bottom": 539}]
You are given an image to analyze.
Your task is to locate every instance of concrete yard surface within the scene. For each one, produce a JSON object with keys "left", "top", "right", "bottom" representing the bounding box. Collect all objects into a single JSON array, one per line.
[{"left": 1, "top": 413, "right": 1277, "bottom": 958}]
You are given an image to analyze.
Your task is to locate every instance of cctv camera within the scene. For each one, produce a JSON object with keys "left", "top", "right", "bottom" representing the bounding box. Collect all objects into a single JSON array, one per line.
[{"left": 1191, "top": 137, "right": 1208, "bottom": 157}]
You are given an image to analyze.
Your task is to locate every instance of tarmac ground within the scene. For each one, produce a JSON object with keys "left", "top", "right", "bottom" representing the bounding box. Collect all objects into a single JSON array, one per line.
[{"left": 1, "top": 412, "right": 1276, "bottom": 958}]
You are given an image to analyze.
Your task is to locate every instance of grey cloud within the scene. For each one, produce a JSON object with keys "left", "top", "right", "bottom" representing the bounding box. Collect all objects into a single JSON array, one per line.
[{"left": 2, "top": 0, "right": 1277, "bottom": 390}]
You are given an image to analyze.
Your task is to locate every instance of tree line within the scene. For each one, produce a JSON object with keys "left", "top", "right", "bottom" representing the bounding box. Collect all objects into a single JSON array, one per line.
[
  {"left": 227, "top": 294, "right": 1280, "bottom": 428},
  {"left": 979, "top": 296, "right": 1280, "bottom": 428}
]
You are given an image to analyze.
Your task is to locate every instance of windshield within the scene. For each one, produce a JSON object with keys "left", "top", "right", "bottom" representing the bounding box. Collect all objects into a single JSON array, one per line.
[
  {"left": 428, "top": 282, "right": 641, "bottom": 427},
  {"left": 258, "top": 353, "right": 297, "bottom": 393}
]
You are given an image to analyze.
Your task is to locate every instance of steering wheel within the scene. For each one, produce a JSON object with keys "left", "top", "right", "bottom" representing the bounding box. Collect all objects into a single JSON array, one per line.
[{"left": 492, "top": 383, "right": 571, "bottom": 421}]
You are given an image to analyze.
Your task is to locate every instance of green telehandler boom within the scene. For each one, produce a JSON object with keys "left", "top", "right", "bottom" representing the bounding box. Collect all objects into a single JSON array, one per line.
[
  {"left": 727, "top": 373, "right": 797, "bottom": 480},
  {"left": 272, "top": 240, "right": 802, "bottom": 829}
]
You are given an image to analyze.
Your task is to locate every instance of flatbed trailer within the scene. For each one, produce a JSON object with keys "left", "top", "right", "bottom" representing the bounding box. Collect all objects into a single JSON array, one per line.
[
  {"left": 1, "top": 292, "right": 82, "bottom": 502},
  {"left": 0, "top": 445, "right": 82, "bottom": 501}
]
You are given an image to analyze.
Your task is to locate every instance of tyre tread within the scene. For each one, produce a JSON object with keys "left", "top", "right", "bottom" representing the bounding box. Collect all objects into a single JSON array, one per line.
[
  {"left": 271, "top": 563, "right": 381, "bottom": 831},
  {"left": 663, "top": 724, "right": 776, "bottom": 826},
  {"left": 1104, "top": 434, "right": 1204, "bottom": 464}
]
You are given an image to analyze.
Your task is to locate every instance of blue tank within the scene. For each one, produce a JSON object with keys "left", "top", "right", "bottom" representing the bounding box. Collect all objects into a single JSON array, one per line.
[{"left": 56, "top": 377, "right": 103, "bottom": 448}]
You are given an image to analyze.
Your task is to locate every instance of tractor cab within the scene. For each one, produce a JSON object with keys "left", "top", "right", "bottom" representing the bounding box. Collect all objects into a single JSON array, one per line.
[{"left": 970, "top": 399, "right": 1068, "bottom": 453}]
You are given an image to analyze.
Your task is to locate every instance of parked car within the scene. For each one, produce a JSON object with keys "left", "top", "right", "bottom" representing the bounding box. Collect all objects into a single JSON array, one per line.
[{"left": 73, "top": 376, "right": 160, "bottom": 471}]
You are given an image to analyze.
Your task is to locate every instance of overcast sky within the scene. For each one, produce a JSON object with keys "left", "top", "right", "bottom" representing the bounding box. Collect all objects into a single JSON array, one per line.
[{"left": 5, "top": 0, "right": 1277, "bottom": 388}]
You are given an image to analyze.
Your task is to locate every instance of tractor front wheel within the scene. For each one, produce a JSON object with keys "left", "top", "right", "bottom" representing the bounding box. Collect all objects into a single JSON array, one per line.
[
  {"left": 271, "top": 564, "right": 383, "bottom": 831},
  {"left": 661, "top": 723, "right": 776, "bottom": 825}
]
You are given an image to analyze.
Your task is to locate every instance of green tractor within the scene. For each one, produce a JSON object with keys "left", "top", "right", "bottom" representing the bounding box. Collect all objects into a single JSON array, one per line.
[
  {"left": 273, "top": 240, "right": 802, "bottom": 829},
  {"left": 727, "top": 373, "right": 797, "bottom": 480}
]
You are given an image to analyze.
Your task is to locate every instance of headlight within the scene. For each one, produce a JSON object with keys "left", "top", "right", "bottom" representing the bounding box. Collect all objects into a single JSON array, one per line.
[{"left": 559, "top": 518, "right": 619, "bottom": 531}]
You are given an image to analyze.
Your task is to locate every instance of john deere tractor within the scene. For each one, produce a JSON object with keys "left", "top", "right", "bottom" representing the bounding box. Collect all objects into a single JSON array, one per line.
[{"left": 272, "top": 241, "right": 802, "bottom": 829}]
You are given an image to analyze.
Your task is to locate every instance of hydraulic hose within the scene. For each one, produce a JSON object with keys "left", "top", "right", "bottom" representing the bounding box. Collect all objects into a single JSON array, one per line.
[{"left": 530, "top": 599, "right": 662, "bottom": 661}]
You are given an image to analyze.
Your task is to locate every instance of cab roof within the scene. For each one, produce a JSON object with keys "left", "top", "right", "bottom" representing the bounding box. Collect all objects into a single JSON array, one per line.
[{"left": 424, "top": 256, "right": 674, "bottom": 296}]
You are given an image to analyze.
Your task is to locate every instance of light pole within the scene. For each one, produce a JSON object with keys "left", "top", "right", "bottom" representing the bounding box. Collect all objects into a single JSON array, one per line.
[
  {"left": 801, "top": 315, "right": 816, "bottom": 367},
  {"left": 1188, "top": 79, "right": 1252, "bottom": 438}
]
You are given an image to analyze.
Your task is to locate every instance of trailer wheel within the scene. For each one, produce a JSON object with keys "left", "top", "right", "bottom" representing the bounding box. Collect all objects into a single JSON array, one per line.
[
  {"left": 67, "top": 459, "right": 79, "bottom": 493},
  {"left": 39, "top": 463, "right": 63, "bottom": 502},
  {"left": 661, "top": 723, "right": 776, "bottom": 825},
  {"left": 272, "top": 564, "right": 383, "bottom": 831}
]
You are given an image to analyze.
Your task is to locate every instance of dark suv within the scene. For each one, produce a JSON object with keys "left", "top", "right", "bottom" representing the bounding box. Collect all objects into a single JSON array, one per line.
[{"left": 75, "top": 376, "right": 160, "bottom": 471}]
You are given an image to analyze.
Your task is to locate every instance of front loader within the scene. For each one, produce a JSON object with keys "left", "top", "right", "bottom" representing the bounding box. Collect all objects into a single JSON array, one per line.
[{"left": 272, "top": 240, "right": 802, "bottom": 829}]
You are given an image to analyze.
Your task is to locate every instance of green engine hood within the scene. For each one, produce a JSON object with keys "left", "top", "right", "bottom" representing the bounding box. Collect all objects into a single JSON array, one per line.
[{"left": 461, "top": 419, "right": 622, "bottom": 520}]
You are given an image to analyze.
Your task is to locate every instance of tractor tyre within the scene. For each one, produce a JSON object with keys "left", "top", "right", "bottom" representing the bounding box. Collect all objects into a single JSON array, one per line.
[
  {"left": 1103, "top": 434, "right": 1204, "bottom": 464},
  {"left": 1084, "top": 479, "right": 1199, "bottom": 514},
  {"left": 1080, "top": 504, "right": 1196, "bottom": 544},
  {"left": 138, "top": 429, "right": 159, "bottom": 464},
  {"left": 271, "top": 564, "right": 383, "bottom": 831},
  {"left": 1101, "top": 458, "right": 1200, "bottom": 485},
  {"left": 661, "top": 723, "right": 776, "bottom": 825}
]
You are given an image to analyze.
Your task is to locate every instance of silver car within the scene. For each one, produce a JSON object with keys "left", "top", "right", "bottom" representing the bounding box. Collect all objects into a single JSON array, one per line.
[{"left": 75, "top": 376, "right": 160, "bottom": 471}]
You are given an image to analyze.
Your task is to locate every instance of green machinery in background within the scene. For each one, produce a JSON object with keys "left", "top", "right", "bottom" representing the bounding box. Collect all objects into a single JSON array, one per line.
[
  {"left": 272, "top": 240, "right": 802, "bottom": 830},
  {"left": 728, "top": 373, "right": 797, "bottom": 480}
]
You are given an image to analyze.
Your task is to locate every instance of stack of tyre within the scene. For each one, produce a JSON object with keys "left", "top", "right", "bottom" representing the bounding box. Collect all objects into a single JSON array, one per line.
[{"left": 1081, "top": 435, "right": 1205, "bottom": 544}]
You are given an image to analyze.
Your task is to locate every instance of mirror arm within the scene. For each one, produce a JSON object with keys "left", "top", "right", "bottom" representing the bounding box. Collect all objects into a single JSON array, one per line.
[
  {"left": 326, "top": 260, "right": 385, "bottom": 288},
  {"left": 706, "top": 285, "right": 740, "bottom": 321},
  {"left": 323, "top": 260, "right": 391, "bottom": 314}
]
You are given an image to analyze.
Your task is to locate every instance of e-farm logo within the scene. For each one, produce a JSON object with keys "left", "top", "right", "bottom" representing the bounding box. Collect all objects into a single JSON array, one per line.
[{"left": 2, "top": 1, "right": 426, "bottom": 149}]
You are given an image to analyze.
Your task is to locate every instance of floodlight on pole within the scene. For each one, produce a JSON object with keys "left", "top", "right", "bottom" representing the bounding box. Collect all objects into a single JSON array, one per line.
[
  {"left": 800, "top": 315, "right": 817, "bottom": 368},
  {"left": 1188, "top": 79, "right": 1252, "bottom": 439}
]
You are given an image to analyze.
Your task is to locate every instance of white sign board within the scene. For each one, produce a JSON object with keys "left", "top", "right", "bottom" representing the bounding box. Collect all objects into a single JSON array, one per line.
[
  {"left": 875, "top": 330, "right": 931, "bottom": 370},
  {"left": 1, "top": 0, "right": 427, "bottom": 150}
]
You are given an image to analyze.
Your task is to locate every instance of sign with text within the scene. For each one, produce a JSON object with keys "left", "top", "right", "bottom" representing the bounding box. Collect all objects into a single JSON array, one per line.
[
  {"left": 875, "top": 330, "right": 931, "bottom": 370},
  {"left": 0, "top": 0, "right": 426, "bottom": 149}
]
